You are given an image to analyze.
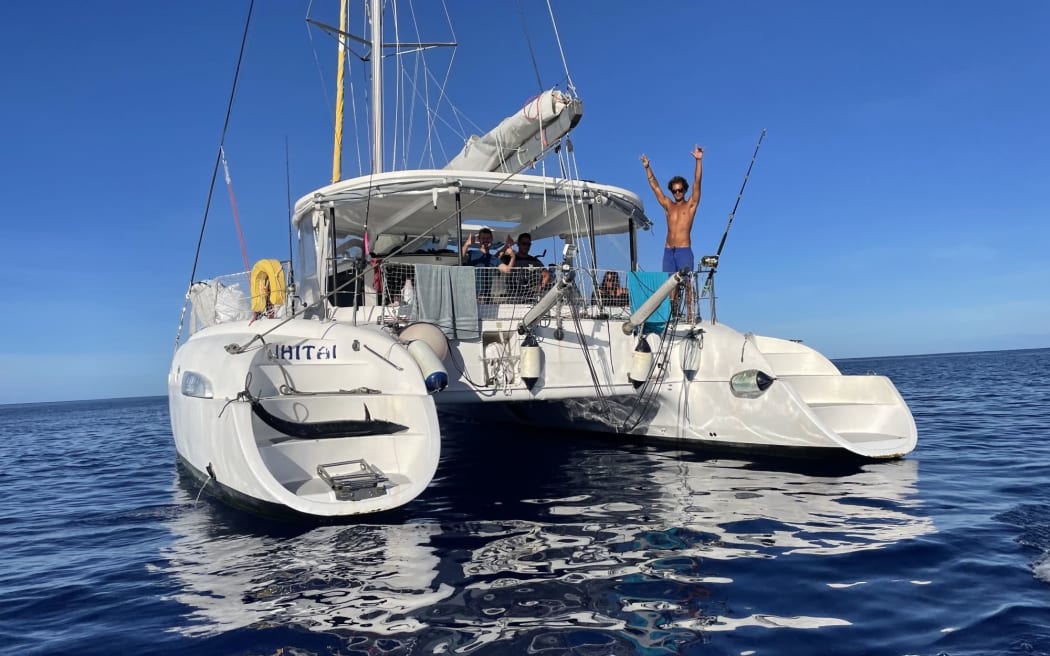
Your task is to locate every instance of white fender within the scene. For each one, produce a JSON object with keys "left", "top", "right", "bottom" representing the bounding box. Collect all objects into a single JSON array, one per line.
[
  {"left": 680, "top": 330, "right": 702, "bottom": 382},
  {"left": 400, "top": 323, "right": 449, "bottom": 360},
  {"left": 407, "top": 340, "right": 448, "bottom": 393},
  {"left": 519, "top": 334, "right": 541, "bottom": 391},
  {"left": 628, "top": 336, "right": 653, "bottom": 390}
]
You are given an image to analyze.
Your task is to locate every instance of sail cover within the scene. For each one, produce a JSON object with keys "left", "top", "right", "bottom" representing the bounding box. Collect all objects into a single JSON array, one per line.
[{"left": 444, "top": 90, "right": 582, "bottom": 173}]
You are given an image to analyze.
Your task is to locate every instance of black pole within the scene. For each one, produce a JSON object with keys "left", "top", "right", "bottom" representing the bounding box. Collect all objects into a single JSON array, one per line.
[
  {"left": 587, "top": 202, "right": 597, "bottom": 268},
  {"left": 455, "top": 191, "right": 463, "bottom": 261},
  {"left": 628, "top": 217, "right": 637, "bottom": 272},
  {"left": 285, "top": 136, "right": 295, "bottom": 288}
]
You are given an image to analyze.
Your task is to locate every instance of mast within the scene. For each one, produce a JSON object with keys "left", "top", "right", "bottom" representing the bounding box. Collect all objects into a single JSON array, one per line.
[
  {"left": 331, "top": 0, "right": 348, "bottom": 183},
  {"left": 306, "top": 1, "right": 452, "bottom": 178},
  {"left": 370, "top": 0, "right": 383, "bottom": 174}
]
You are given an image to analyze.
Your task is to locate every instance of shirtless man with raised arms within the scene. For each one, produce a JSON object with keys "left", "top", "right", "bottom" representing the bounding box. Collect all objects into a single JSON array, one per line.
[{"left": 640, "top": 145, "right": 704, "bottom": 322}]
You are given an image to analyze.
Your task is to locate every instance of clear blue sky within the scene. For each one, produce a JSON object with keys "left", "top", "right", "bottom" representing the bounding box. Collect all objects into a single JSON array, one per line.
[{"left": 1, "top": 1, "right": 1047, "bottom": 404}]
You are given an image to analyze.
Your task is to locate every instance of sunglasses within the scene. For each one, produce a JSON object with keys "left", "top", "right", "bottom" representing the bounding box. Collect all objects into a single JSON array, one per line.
[{"left": 671, "top": 187, "right": 686, "bottom": 194}]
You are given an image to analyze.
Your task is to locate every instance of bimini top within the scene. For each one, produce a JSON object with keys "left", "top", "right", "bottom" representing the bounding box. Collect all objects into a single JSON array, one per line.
[{"left": 292, "top": 169, "right": 652, "bottom": 241}]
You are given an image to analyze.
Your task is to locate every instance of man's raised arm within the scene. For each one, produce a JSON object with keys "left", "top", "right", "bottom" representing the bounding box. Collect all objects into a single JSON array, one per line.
[
  {"left": 461, "top": 233, "right": 475, "bottom": 262},
  {"left": 689, "top": 145, "right": 704, "bottom": 208},
  {"left": 640, "top": 154, "right": 670, "bottom": 209}
]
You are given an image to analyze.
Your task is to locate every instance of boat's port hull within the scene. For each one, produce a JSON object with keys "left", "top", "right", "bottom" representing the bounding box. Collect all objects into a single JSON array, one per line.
[{"left": 169, "top": 319, "right": 441, "bottom": 518}]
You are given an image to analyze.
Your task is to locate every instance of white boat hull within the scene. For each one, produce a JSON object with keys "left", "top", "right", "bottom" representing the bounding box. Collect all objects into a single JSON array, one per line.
[
  {"left": 418, "top": 314, "right": 916, "bottom": 459},
  {"left": 168, "top": 319, "right": 441, "bottom": 518}
]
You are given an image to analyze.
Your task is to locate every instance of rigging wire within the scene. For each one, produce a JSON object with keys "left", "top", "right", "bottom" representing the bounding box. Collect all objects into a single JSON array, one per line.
[
  {"left": 433, "top": 0, "right": 463, "bottom": 165},
  {"left": 407, "top": 0, "right": 434, "bottom": 167},
  {"left": 176, "top": 0, "right": 255, "bottom": 350},
  {"left": 545, "top": 0, "right": 576, "bottom": 96},
  {"left": 567, "top": 301, "right": 614, "bottom": 420},
  {"left": 391, "top": 0, "right": 403, "bottom": 170},
  {"left": 306, "top": 11, "right": 337, "bottom": 143},
  {"left": 348, "top": 69, "right": 364, "bottom": 178},
  {"left": 326, "top": 0, "right": 473, "bottom": 171},
  {"left": 186, "top": 0, "right": 254, "bottom": 285},
  {"left": 220, "top": 1, "right": 599, "bottom": 351},
  {"left": 621, "top": 313, "right": 680, "bottom": 433},
  {"left": 224, "top": 163, "right": 576, "bottom": 352},
  {"left": 308, "top": 5, "right": 367, "bottom": 178},
  {"left": 517, "top": 0, "right": 545, "bottom": 93},
  {"left": 388, "top": 0, "right": 464, "bottom": 169}
]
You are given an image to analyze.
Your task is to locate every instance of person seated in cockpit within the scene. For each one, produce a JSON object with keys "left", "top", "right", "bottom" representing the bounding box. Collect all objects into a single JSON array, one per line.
[
  {"left": 461, "top": 227, "right": 500, "bottom": 267},
  {"left": 593, "top": 270, "right": 629, "bottom": 307},
  {"left": 462, "top": 227, "right": 514, "bottom": 301},
  {"left": 504, "top": 232, "right": 550, "bottom": 301}
]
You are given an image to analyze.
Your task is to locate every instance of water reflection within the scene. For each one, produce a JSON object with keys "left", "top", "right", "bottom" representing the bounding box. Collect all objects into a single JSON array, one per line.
[
  {"left": 458, "top": 452, "right": 932, "bottom": 643},
  {"left": 159, "top": 484, "right": 451, "bottom": 638},
  {"left": 158, "top": 445, "right": 933, "bottom": 652},
  {"left": 581, "top": 453, "right": 930, "bottom": 557}
]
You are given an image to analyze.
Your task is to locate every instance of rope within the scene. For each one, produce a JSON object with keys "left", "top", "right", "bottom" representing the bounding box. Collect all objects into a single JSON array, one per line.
[
  {"left": 619, "top": 289, "right": 684, "bottom": 433},
  {"left": 193, "top": 476, "right": 211, "bottom": 506},
  {"left": 220, "top": 147, "right": 250, "bottom": 272},
  {"left": 567, "top": 301, "right": 615, "bottom": 422}
]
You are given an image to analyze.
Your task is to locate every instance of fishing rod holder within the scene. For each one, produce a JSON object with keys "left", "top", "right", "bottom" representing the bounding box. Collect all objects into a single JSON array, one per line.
[
  {"left": 518, "top": 268, "right": 575, "bottom": 335},
  {"left": 561, "top": 242, "right": 577, "bottom": 267},
  {"left": 698, "top": 256, "right": 719, "bottom": 324}
]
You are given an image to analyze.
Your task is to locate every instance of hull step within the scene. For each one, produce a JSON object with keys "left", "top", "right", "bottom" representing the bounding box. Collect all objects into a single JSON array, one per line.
[{"left": 317, "top": 459, "right": 390, "bottom": 501}]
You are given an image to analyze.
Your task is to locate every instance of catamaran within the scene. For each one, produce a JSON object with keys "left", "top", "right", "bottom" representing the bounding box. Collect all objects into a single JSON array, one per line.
[{"left": 168, "top": 0, "right": 917, "bottom": 519}]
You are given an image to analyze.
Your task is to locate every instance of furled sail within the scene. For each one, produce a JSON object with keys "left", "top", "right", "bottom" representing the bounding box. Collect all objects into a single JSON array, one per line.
[{"left": 444, "top": 89, "right": 583, "bottom": 173}]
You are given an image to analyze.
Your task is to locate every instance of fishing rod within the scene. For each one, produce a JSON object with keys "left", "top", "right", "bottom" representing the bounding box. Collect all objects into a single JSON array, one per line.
[
  {"left": 705, "top": 129, "right": 764, "bottom": 272},
  {"left": 699, "top": 129, "right": 765, "bottom": 322},
  {"left": 713, "top": 129, "right": 765, "bottom": 262}
]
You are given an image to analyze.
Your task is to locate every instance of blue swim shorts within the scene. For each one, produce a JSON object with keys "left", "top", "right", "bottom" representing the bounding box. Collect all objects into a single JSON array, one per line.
[{"left": 662, "top": 246, "right": 694, "bottom": 273}]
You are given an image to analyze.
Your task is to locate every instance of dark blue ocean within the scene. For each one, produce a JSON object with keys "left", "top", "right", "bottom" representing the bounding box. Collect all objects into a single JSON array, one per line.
[{"left": 3, "top": 349, "right": 1049, "bottom": 655}]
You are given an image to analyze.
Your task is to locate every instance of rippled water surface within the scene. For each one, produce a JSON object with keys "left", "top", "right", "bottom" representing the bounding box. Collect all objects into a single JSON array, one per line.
[{"left": 2, "top": 349, "right": 1049, "bottom": 655}]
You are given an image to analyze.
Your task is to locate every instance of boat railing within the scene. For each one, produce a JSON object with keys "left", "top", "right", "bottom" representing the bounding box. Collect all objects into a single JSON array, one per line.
[
  {"left": 371, "top": 261, "right": 634, "bottom": 322},
  {"left": 695, "top": 257, "right": 719, "bottom": 323},
  {"left": 182, "top": 261, "right": 293, "bottom": 336},
  {"left": 182, "top": 259, "right": 705, "bottom": 336}
]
